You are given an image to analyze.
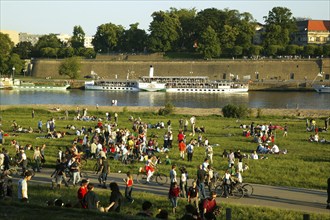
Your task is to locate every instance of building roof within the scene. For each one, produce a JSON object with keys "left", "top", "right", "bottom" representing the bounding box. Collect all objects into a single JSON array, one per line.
[{"left": 307, "top": 20, "right": 330, "bottom": 31}]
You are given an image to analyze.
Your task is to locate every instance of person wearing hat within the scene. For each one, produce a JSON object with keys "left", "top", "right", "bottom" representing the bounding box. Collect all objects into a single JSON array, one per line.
[{"left": 17, "top": 170, "right": 33, "bottom": 202}]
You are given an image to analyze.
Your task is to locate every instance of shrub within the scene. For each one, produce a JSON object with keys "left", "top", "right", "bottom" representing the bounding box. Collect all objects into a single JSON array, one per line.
[
  {"left": 158, "top": 102, "right": 175, "bottom": 115},
  {"left": 222, "top": 104, "right": 249, "bottom": 118}
]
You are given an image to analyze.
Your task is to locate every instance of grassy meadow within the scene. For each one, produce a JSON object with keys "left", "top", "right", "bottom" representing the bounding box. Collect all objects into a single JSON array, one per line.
[{"left": 0, "top": 106, "right": 329, "bottom": 219}]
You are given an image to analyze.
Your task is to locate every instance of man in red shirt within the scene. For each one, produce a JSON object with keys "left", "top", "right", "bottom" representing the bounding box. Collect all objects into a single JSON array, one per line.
[
  {"left": 77, "top": 179, "right": 89, "bottom": 208},
  {"left": 202, "top": 191, "right": 219, "bottom": 220},
  {"left": 178, "top": 140, "right": 186, "bottom": 160}
]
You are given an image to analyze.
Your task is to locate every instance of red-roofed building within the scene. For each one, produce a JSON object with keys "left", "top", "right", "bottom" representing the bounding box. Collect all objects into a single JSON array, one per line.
[{"left": 293, "top": 20, "right": 330, "bottom": 45}]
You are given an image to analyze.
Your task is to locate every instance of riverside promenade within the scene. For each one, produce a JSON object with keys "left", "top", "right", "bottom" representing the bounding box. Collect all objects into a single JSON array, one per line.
[{"left": 13, "top": 168, "right": 329, "bottom": 215}]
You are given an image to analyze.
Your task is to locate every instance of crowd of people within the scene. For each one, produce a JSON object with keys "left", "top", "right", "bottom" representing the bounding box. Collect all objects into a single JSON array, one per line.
[{"left": 0, "top": 107, "right": 329, "bottom": 219}]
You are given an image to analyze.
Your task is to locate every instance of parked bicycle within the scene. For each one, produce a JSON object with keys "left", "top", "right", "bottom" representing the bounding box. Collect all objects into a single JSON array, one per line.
[
  {"left": 241, "top": 183, "right": 254, "bottom": 197},
  {"left": 136, "top": 166, "right": 168, "bottom": 185}
]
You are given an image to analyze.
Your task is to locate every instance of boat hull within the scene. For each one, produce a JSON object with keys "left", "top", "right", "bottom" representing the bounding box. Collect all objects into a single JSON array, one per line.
[
  {"left": 137, "top": 82, "right": 166, "bottom": 92},
  {"left": 166, "top": 87, "right": 248, "bottom": 93},
  {"left": 313, "top": 85, "right": 330, "bottom": 93},
  {"left": 13, "top": 85, "right": 70, "bottom": 91},
  {"left": 84, "top": 85, "right": 139, "bottom": 91}
]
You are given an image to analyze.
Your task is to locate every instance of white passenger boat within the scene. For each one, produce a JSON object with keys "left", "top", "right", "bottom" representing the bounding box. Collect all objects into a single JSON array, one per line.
[
  {"left": 84, "top": 80, "right": 139, "bottom": 91},
  {"left": 313, "top": 84, "right": 330, "bottom": 93},
  {"left": 13, "top": 80, "right": 70, "bottom": 91},
  {"left": 0, "top": 77, "right": 14, "bottom": 89}
]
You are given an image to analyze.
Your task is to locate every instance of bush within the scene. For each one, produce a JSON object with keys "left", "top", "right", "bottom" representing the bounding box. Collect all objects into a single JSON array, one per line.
[
  {"left": 222, "top": 104, "right": 249, "bottom": 118},
  {"left": 158, "top": 102, "right": 175, "bottom": 115}
]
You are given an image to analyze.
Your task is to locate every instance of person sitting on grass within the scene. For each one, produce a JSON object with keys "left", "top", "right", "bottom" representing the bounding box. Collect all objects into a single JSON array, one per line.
[
  {"left": 105, "top": 182, "right": 123, "bottom": 213},
  {"left": 82, "top": 183, "right": 100, "bottom": 210},
  {"left": 137, "top": 201, "right": 153, "bottom": 217}
]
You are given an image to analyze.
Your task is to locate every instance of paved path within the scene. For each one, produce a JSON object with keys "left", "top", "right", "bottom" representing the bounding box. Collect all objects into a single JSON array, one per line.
[{"left": 12, "top": 168, "right": 330, "bottom": 215}]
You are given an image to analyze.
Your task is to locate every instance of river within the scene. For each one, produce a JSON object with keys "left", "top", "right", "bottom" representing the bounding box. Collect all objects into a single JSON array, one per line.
[{"left": 0, "top": 90, "right": 329, "bottom": 109}]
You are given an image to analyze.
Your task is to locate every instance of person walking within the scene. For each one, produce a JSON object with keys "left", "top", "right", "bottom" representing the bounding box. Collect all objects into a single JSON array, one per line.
[
  {"left": 170, "top": 164, "right": 177, "bottom": 184},
  {"left": 168, "top": 182, "right": 180, "bottom": 214},
  {"left": 196, "top": 165, "right": 206, "bottom": 199},
  {"left": 123, "top": 172, "right": 134, "bottom": 203},
  {"left": 186, "top": 140, "right": 194, "bottom": 162},
  {"left": 187, "top": 181, "right": 200, "bottom": 214},
  {"left": 18, "top": 170, "right": 33, "bottom": 202},
  {"left": 33, "top": 146, "right": 43, "bottom": 172},
  {"left": 98, "top": 157, "right": 109, "bottom": 189}
]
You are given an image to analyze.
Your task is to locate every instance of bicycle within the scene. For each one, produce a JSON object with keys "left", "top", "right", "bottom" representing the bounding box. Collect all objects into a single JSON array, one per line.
[
  {"left": 136, "top": 167, "right": 168, "bottom": 185},
  {"left": 241, "top": 183, "right": 254, "bottom": 197},
  {"left": 215, "top": 181, "right": 244, "bottom": 199}
]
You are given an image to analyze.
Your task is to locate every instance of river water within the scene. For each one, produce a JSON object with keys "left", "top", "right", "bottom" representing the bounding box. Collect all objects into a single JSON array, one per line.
[{"left": 0, "top": 90, "right": 329, "bottom": 109}]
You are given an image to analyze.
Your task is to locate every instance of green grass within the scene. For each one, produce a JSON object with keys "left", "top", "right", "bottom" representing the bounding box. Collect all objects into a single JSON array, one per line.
[{"left": 0, "top": 106, "right": 329, "bottom": 219}]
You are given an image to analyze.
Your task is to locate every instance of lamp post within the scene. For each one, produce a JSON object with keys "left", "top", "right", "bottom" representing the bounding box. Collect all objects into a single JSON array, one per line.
[{"left": 12, "top": 67, "right": 15, "bottom": 80}]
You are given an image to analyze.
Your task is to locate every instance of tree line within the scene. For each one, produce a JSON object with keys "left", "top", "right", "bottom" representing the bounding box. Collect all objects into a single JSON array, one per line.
[{"left": 1, "top": 6, "right": 330, "bottom": 76}]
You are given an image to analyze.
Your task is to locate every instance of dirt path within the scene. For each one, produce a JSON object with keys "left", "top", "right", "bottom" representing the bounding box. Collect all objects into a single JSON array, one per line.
[
  {"left": 1, "top": 104, "right": 329, "bottom": 117},
  {"left": 12, "top": 168, "right": 329, "bottom": 215}
]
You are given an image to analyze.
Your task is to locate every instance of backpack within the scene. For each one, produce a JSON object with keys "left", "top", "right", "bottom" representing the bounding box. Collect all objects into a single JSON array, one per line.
[{"left": 187, "top": 145, "right": 193, "bottom": 153}]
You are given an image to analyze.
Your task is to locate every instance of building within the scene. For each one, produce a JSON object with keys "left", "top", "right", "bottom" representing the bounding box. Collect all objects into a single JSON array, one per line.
[
  {"left": 293, "top": 20, "right": 330, "bottom": 45},
  {"left": 0, "top": 30, "right": 19, "bottom": 45},
  {"left": 19, "top": 32, "right": 42, "bottom": 45}
]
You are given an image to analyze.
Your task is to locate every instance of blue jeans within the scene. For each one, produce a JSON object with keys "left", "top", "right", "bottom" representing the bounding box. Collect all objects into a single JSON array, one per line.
[
  {"left": 198, "top": 183, "right": 206, "bottom": 199},
  {"left": 170, "top": 197, "right": 178, "bottom": 208}
]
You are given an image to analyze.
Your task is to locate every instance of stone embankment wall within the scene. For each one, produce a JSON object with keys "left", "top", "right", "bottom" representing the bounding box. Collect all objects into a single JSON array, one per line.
[{"left": 30, "top": 57, "right": 330, "bottom": 90}]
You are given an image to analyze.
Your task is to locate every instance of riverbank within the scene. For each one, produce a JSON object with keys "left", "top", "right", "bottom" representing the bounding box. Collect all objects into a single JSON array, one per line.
[{"left": 1, "top": 104, "right": 329, "bottom": 118}]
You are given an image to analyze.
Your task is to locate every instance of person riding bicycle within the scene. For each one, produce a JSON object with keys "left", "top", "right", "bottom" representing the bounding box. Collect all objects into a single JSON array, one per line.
[{"left": 145, "top": 155, "right": 156, "bottom": 183}]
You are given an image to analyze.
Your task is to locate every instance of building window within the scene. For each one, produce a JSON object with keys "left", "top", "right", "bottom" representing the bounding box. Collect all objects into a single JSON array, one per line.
[
  {"left": 325, "top": 74, "right": 330, "bottom": 80},
  {"left": 316, "top": 37, "right": 320, "bottom": 42},
  {"left": 290, "top": 73, "right": 295, "bottom": 80}
]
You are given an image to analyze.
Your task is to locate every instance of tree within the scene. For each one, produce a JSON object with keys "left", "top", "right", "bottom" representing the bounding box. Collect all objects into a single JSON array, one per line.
[
  {"left": 120, "top": 23, "right": 147, "bottom": 53},
  {"left": 322, "top": 44, "right": 330, "bottom": 57},
  {"left": 148, "top": 10, "right": 181, "bottom": 52},
  {"left": 0, "top": 32, "right": 15, "bottom": 75},
  {"left": 303, "top": 45, "right": 317, "bottom": 57},
  {"left": 92, "top": 23, "right": 124, "bottom": 53},
  {"left": 231, "top": 46, "right": 243, "bottom": 58},
  {"left": 197, "top": 26, "right": 221, "bottom": 59},
  {"left": 263, "top": 7, "right": 297, "bottom": 47},
  {"left": 33, "top": 34, "right": 63, "bottom": 57},
  {"left": 248, "top": 45, "right": 263, "bottom": 57},
  {"left": 58, "top": 57, "right": 81, "bottom": 79},
  {"left": 169, "top": 8, "right": 197, "bottom": 51},
  {"left": 13, "top": 41, "right": 33, "bottom": 59},
  {"left": 265, "top": 45, "right": 282, "bottom": 57},
  {"left": 285, "top": 45, "right": 299, "bottom": 55},
  {"left": 71, "top": 25, "right": 85, "bottom": 49},
  {"left": 7, "top": 53, "right": 25, "bottom": 77}
]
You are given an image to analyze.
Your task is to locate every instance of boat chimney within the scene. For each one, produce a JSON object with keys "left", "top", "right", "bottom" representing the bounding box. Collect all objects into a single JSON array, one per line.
[{"left": 149, "top": 65, "right": 154, "bottom": 78}]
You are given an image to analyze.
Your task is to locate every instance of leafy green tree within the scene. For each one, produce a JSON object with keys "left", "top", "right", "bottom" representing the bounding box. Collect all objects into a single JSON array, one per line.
[
  {"left": 322, "top": 44, "right": 330, "bottom": 56},
  {"left": 314, "top": 46, "right": 323, "bottom": 57},
  {"left": 265, "top": 45, "right": 282, "bottom": 57},
  {"left": 222, "top": 104, "right": 249, "bottom": 118},
  {"left": 197, "top": 26, "right": 221, "bottom": 59},
  {"left": 92, "top": 23, "right": 124, "bottom": 53},
  {"left": 0, "top": 32, "right": 15, "bottom": 75},
  {"left": 235, "top": 12, "right": 256, "bottom": 52},
  {"left": 220, "top": 25, "right": 239, "bottom": 55},
  {"left": 58, "top": 57, "right": 81, "bottom": 79},
  {"left": 248, "top": 45, "right": 263, "bottom": 57},
  {"left": 169, "top": 8, "right": 197, "bottom": 51},
  {"left": 285, "top": 45, "right": 299, "bottom": 55},
  {"left": 13, "top": 41, "right": 33, "bottom": 59},
  {"left": 71, "top": 25, "right": 85, "bottom": 49},
  {"left": 8, "top": 53, "right": 25, "bottom": 77},
  {"left": 148, "top": 10, "right": 181, "bottom": 52},
  {"left": 40, "top": 47, "right": 58, "bottom": 58},
  {"left": 231, "top": 46, "right": 243, "bottom": 58},
  {"left": 303, "top": 45, "right": 317, "bottom": 57},
  {"left": 77, "top": 48, "right": 96, "bottom": 59},
  {"left": 33, "top": 34, "right": 63, "bottom": 57},
  {"left": 120, "top": 23, "right": 147, "bottom": 53},
  {"left": 263, "top": 7, "right": 297, "bottom": 48},
  {"left": 58, "top": 47, "right": 75, "bottom": 58}
]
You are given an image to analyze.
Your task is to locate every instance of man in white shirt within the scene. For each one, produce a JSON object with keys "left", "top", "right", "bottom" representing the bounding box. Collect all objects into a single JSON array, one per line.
[
  {"left": 18, "top": 170, "right": 33, "bottom": 202},
  {"left": 169, "top": 164, "right": 177, "bottom": 183}
]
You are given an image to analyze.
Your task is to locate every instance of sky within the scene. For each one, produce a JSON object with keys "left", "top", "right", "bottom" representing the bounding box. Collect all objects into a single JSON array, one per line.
[{"left": 1, "top": 0, "right": 329, "bottom": 36}]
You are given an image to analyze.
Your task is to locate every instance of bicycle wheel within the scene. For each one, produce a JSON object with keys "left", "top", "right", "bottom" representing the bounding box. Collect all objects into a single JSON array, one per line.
[
  {"left": 8, "top": 167, "right": 18, "bottom": 176},
  {"left": 137, "top": 173, "right": 148, "bottom": 184},
  {"left": 215, "top": 185, "right": 224, "bottom": 198},
  {"left": 242, "top": 184, "right": 254, "bottom": 197},
  {"left": 156, "top": 173, "right": 167, "bottom": 185},
  {"left": 231, "top": 186, "right": 244, "bottom": 199}
]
